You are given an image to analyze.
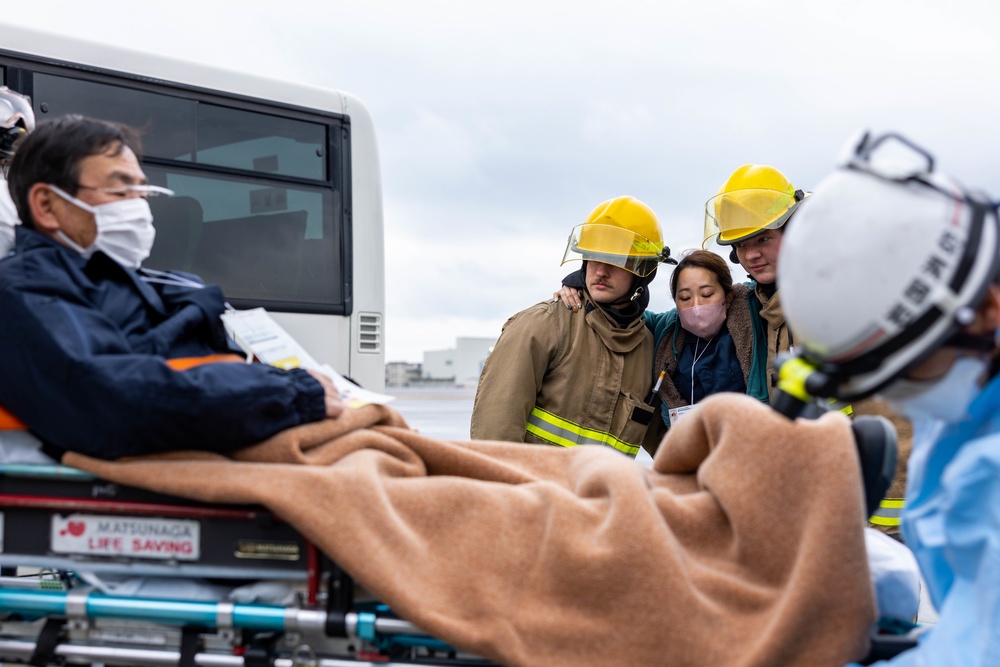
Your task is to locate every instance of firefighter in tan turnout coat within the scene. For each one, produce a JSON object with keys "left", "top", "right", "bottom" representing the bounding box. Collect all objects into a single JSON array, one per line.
[{"left": 471, "top": 196, "right": 674, "bottom": 457}]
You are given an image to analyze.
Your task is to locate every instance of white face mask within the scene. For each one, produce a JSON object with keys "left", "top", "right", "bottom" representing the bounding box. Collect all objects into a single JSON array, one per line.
[
  {"left": 879, "top": 356, "right": 988, "bottom": 423},
  {"left": 48, "top": 185, "right": 156, "bottom": 270}
]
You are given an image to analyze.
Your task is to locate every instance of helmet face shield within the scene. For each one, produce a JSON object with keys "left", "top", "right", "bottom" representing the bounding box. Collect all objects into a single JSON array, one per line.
[
  {"left": 0, "top": 87, "right": 34, "bottom": 132},
  {"left": 562, "top": 223, "right": 664, "bottom": 277},
  {"left": 703, "top": 186, "right": 800, "bottom": 248},
  {"left": 0, "top": 87, "right": 34, "bottom": 162}
]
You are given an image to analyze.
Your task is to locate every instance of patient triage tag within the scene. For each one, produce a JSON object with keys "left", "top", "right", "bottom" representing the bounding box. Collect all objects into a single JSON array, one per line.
[
  {"left": 668, "top": 404, "right": 697, "bottom": 426},
  {"left": 221, "top": 308, "right": 318, "bottom": 370},
  {"left": 221, "top": 308, "right": 394, "bottom": 409}
]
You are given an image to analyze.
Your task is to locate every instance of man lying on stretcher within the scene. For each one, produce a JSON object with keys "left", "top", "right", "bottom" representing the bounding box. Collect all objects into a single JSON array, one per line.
[{"left": 0, "top": 115, "right": 343, "bottom": 461}]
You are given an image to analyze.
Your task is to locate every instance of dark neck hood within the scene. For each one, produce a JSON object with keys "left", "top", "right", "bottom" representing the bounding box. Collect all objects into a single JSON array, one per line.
[{"left": 565, "top": 262, "right": 656, "bottom": 328}]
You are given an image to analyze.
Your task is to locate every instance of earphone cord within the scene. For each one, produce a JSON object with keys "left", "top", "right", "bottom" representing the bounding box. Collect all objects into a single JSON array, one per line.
[{"left": 690, "top": 336, "right": 716, "bottom": 405}]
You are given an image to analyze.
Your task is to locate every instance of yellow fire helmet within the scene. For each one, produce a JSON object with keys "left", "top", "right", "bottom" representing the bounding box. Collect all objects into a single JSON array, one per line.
[
  {"left": 703, "top": 164, "right": 806, "bottom": 248},
  {"left": 561, "top": 196, "right": 674, "bottom": 277}
]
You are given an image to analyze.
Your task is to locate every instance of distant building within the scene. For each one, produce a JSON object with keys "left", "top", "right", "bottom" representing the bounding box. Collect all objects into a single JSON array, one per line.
[
  {"left": 385, "top": 361, "right": 422, "bottom": 388},
  {"left": 422, "top": 336, "right": 497, "bottom": 387}
]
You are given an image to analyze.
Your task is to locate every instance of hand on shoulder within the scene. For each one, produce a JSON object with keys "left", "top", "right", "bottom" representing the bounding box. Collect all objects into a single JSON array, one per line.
[{"left": 552, "top": 286, "right": 583, "bottom": 312}]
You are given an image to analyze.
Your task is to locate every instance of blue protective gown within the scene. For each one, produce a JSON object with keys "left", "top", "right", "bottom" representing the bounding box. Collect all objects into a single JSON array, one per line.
[{"left": 857, "top": 373, "right": 1000, "bottom": 665}]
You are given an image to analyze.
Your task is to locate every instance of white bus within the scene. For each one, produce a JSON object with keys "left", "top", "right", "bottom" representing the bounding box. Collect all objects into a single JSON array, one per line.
[{"left": 0, "top": 25, "right": 386, "bottom": 389}]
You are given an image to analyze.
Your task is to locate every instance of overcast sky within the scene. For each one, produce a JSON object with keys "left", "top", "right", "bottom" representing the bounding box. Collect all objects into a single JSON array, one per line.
[{"left": 6, "top": 1, "right": 1000, "bottom": 362}]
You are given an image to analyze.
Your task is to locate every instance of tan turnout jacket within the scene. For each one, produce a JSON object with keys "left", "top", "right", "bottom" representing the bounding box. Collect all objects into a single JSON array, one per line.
[{"left": 471, "top": 293, "right": 655, "bottom": 456}]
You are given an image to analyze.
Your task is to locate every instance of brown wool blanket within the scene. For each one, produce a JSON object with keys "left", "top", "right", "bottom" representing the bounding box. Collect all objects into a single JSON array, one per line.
[{"left": 64, "top": 393, "right": 875, "bottom": 667}]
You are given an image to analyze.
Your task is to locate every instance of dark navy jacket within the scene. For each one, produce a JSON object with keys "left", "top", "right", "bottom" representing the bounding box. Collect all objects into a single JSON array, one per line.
[
  {"left": 672, "top": 324, "right": 746, "bottom": 405},
  {"left": 0, "top": 228, "right": 326, "bottom": 460}
]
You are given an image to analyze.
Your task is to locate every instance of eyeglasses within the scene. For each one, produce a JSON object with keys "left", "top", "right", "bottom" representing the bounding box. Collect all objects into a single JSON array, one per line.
[{"left": 74, "top": 183, "right": 174, "bottom": 199}]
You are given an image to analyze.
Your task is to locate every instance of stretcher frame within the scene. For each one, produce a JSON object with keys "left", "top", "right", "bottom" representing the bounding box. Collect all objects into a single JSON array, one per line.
[
  {"left": 0, "top": 463, "right": 496, "bottom": 666},
  {"left": 0, "top": 456, "right": 922, "bottom": 666}
]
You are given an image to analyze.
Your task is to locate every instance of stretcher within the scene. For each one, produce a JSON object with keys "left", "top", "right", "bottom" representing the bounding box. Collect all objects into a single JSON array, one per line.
[
  {"left": 0, "top": 416, "right": 920, "bottom": 666},
  {"left": 0, "top": 463, "right": 496, "bottom": 666}
]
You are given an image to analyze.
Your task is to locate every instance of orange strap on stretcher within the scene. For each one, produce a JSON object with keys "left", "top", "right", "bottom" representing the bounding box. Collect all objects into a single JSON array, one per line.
[{"left": 0, "top": 354, "right": 245, "bottom": 431}]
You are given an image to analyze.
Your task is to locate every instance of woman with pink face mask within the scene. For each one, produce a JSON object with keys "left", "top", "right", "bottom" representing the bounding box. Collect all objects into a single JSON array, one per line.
[
  {"left": 555, "top": 249, "right": 769, "bottom": 446},
  {"left": 641, "top": 250, "right": 769, "bottom": 443}
]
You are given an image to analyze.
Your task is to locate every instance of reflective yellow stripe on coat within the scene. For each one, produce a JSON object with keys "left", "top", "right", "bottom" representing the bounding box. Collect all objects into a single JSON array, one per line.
[
  {"left": 869, "top": 498, "right": 904, "bottom": 527},
  {"left": 526, "top": 406, "right": 640, "bottom": 457}
]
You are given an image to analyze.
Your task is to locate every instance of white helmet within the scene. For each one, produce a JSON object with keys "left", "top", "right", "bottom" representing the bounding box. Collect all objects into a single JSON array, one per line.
[
  {"left": 0, "top": 87, "right": 34, "bottom": 160},
  {"left": 779, "top": 131, "right": 1000, "bottom": 402}
]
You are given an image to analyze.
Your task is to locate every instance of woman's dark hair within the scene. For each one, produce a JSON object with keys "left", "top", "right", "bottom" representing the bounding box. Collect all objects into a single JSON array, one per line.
[
  {"left": 669, "top": 249, "right": 733, "bottom": 299},
  {"left": 7, "top": 115, "right": 143, "bottom": 229}
]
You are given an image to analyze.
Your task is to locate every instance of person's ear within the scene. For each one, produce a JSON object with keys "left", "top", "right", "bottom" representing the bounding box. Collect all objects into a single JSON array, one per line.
[{"left": 27, "top": 183, "right": 62, "bottom": 233}]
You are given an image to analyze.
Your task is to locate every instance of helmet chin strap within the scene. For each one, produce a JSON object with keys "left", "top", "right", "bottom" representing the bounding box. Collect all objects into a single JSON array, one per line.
[
  {"left": 630, "top": 285, "right": 645, "bottom": 302},
  {"left": 945, "top": 329, "right": 995, "bottom": 354}
]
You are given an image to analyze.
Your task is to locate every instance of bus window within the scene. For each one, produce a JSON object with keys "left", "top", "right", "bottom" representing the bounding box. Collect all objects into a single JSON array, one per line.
[
  {"left": 144, "top": 168, "right": 343, "bottom": 310},
  {"left": 32, "top": 73, "right": 198, "bottom": 161},
  {"left": 196, "top": 104, "right": 326, "bottom": 181},
  {"left": 32, "top": 73, "right": 327, "bottom": 181},
  {"left": 30, "top": 72, "right": 348, "bottom": 314}
]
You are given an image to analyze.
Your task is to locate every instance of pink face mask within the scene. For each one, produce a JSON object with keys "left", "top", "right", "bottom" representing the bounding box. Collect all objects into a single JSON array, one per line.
[{"left": 678, "top": 301, "right": 727, "bottom": 339}]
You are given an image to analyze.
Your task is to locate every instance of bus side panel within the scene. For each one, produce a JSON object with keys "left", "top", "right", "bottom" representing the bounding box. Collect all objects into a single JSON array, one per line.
[{"left": 343, "top": 93, "right": 386, "bottom": 391}]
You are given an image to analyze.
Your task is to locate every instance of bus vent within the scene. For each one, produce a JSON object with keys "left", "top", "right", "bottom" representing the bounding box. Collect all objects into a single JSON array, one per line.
[{"left": 358, "top": 313, "right": 382, "bottom": 353}]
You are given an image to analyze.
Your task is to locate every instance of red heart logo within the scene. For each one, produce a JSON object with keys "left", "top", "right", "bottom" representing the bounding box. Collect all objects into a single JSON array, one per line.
[{"left": 67, "top": 521, "right": 86, "bottom": 537}]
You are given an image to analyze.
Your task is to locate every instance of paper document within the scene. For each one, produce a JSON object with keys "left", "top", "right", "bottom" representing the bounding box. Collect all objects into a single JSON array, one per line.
[
  {"left": 222, "top": 308, "right": 318, "bottom": 370},
  {"left": 221, "top": 308, "right": 394, "bottom": 409}
]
